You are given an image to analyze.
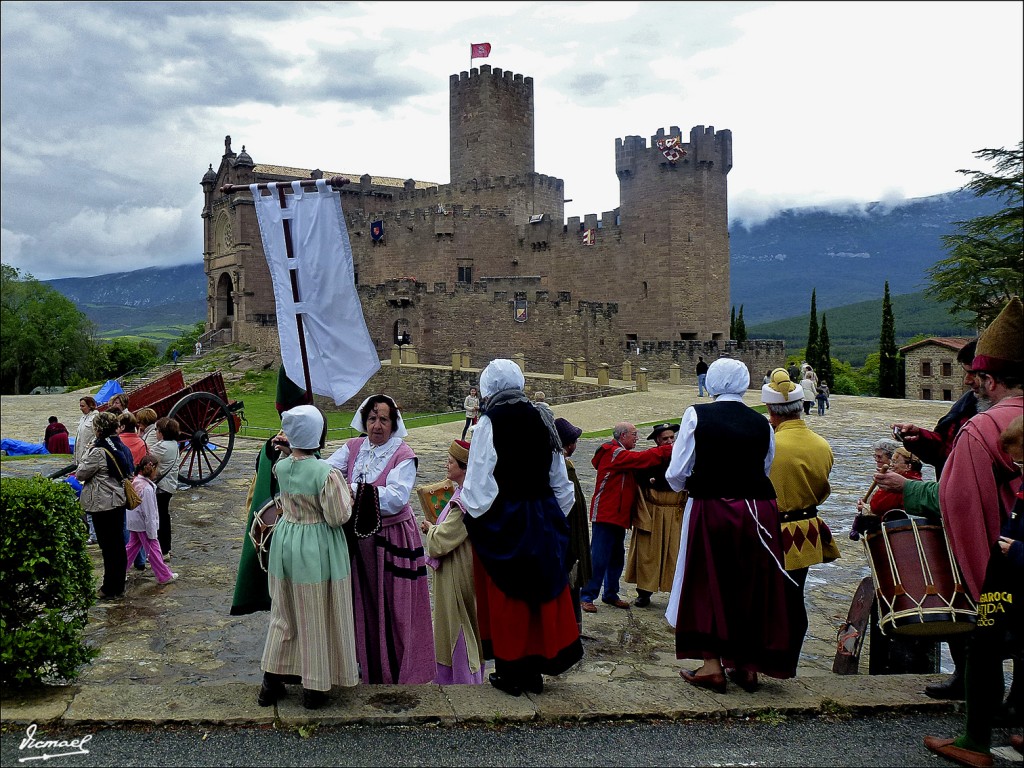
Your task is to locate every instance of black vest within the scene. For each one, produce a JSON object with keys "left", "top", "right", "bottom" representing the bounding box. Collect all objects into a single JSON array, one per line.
[
  {"left": 487, "top": 400, "right": 553, "bottom": 500},
  {"left": 685, "top": 401, "right": 776, "bottom": 500}
]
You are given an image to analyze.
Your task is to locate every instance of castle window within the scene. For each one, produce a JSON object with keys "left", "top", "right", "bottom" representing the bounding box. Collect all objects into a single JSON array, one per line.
[
  {"left": 458, "top": 266, "right": 472, "bottom": 283},
  {"left": 642, "top": 281, "right": 648, "bottom": 298},
  {"left": 680, "top": 332, "right": 697, "bottom": 340},
  {"left": 921, "top": 361, "right": 932, "bottom": 377},
  {"left": 942, "top": 362, "right": 952, "bottom": 377},
  {"left": 943, "top": 389, "right": 953, "bottom": 401},
  {"left": 922, "top": 388, "right": 932, "bottom": 400}
]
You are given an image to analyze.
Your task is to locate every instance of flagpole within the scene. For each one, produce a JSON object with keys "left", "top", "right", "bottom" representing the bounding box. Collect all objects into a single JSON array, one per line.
[
  {"left": 276, "top": 184, "right": 315, "bottom": 397},
  {"left": 219, "top": 176, "right": 350, "bottom": 195}
]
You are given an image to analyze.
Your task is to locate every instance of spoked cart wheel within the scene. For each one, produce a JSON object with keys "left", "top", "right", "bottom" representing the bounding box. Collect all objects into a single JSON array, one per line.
[{"left": 168, "top": 391, "right": 236, "bottom": 486}]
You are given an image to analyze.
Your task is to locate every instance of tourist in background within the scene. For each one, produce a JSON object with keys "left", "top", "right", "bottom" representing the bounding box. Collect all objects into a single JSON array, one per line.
[
  {"left": 125, "top": 454, "right": 177, "bottom": 586},
  {"left": 462, "top": 386, "right": 479, "bottom": 441},
  {"left": 44, "top": 415, "right": 70, "bottom": 455},
  {"left": 137, "top": 408, "right": 159, "bottom": 445},
  {"left": 76, "top": 411, "right": 133, "bottom": 600},
  {"left": 801, "top": 370, "right": 817, "bottom": 415},
  {"left": 74, "top": 396, "right": 98, "bottom": 466},
  {"left": 695, "top": 357, "right": 709, "bottom": 397},
  {"left": 148, "top": 417, "right": 181, "bottom": 559}
]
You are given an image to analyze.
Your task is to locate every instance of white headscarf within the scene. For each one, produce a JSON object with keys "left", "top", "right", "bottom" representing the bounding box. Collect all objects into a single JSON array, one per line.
[
  {"left": 479, "top": 359, "right": 525, "bottom": 398},
  {"left": 706, "top": 358, "right": 750, "bottom": 397},
  {"left": 280, "top": 404, "right": 325, "bottom": 450},
  {"left": 350, "top": 394, "right": 408, "bottom": 438}
]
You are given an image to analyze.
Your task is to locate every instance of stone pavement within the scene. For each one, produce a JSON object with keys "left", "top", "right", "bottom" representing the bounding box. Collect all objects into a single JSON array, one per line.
[{"left": 0, "top": 386, "right": 999, "bottom": 729}]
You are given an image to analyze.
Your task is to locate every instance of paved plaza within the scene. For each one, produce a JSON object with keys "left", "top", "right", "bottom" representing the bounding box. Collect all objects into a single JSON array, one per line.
[{"left": 0, "top": 384, "right": 994, "bottom": 728}]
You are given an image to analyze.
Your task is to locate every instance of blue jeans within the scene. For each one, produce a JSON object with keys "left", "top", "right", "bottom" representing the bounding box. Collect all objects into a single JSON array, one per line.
[
  {"left": 697, "top": 373, "right": 708, "bottom": 397},
  {"left": 581, "top": 522, "right": 626, "bottom": 604}
]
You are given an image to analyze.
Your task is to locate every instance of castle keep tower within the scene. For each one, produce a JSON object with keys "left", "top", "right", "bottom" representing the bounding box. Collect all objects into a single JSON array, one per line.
[
  {"left": 201, "top": 67, "right": 761, "bottom": 382},
  {"left": 449, "top": 67, "right": 535, "bottom": 184}
]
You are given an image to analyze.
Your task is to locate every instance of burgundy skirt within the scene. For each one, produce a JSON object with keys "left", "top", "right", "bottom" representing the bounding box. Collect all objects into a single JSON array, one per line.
[{"left": 673, "top": 497, "right": 796, "bottom": 679}]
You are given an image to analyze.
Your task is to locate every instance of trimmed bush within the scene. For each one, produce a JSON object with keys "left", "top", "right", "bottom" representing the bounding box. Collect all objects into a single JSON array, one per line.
[{"left": 1, "top": 476, "right": 97, "bottom": 687}]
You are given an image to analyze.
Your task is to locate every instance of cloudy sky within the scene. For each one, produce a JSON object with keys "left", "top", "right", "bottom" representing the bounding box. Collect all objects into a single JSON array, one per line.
[{"left": 2, "top": 1, "right": 1021, "bottom": 281}]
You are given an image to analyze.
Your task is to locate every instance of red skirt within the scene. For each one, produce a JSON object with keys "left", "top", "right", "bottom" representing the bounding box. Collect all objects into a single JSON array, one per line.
[
  {"left": 474, "top": 554, "right": 583, "bottom": 678},
  {"left": 673, "top": 497, "right": 796, "bottom": 679}
]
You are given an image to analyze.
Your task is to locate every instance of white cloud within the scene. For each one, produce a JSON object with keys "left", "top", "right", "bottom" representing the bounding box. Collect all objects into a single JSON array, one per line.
[{"left": 1, "top": 0, "right": 1021, "bottom": 279}]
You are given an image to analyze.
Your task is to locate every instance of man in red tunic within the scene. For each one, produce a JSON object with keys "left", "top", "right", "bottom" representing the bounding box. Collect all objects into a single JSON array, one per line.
[
  {"left": 925, "top": 296, "right": 1024, "bottom": 768},
  {"left": 581, "top": 424, "right": 672, "bottom": 613}
]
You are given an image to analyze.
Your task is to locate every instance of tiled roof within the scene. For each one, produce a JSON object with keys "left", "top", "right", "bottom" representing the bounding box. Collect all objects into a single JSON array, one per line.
[
  {"left": 899, "top": 336, "right": 973, "bottom": 354},
  {"left": 253, "top": 164, "right": 439, "bottom": 189}
]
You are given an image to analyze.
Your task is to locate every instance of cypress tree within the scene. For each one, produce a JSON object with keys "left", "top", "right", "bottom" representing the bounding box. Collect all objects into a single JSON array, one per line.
[
  {"left": 819, "top": 313, "right": 833, "bottom": 387},
  {"left": 806, "top": 289, "right": 819, "bottom": 369},
  {"left": 879, "top": 281, "right": 899, "bottom": 397},
  {"left": 730, "top": 306, "right": 736, "bottom": 340},
  {"left": 735, "top": 305, "right": 748, "bottom": 343}
]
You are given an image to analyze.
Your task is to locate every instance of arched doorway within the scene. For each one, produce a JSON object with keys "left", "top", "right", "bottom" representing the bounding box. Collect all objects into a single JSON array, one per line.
[{"left": 216, "top": 272, "right": 234, "bottom": 329}]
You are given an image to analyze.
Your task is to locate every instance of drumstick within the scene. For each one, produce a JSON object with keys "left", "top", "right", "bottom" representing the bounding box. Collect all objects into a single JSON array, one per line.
[{"left": 862, "top": 461, "right": 893, "bottom": 503}]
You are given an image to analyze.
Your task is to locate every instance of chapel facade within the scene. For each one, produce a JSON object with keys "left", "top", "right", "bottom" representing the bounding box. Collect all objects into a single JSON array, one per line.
[{"left": 200, "top": 65, "right": 760, "bottom": 378}]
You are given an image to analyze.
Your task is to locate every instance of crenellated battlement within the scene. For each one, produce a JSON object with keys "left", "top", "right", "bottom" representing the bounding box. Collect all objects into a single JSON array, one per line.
[
  {"left": 390, "top": 172, "right": 564, "bottom": 205},
  {"left": 451, "top": 65, "right": 533, "bottom": 91},
  {"left": 615, "top": 124, "right": 733, "bottom": 177}
]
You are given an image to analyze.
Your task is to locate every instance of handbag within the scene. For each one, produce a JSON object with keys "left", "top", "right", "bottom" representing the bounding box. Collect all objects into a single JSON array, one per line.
[
  {"left": 347, "top": 482, "right": 383, "bottom": 539},
  {"left": 103, "top": 448, "right": 143, "bottom": 510}
]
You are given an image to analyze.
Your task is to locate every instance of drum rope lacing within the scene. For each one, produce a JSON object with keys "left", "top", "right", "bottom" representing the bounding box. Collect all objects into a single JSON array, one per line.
[{"left": 862, "top": 514, "right": 977, "bottom": 636}]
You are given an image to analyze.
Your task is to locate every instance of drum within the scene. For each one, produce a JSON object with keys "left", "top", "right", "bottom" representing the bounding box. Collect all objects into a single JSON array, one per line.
[
  {"left": 863, "top": 510, "right": 977, "bottom": 637},
  {"left": 248, "top": 497, "right": 282, "bottom": 573}
]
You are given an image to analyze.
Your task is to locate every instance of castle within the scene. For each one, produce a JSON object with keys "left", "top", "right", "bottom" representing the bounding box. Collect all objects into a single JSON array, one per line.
[{"left": 201, "top": 65, "right": 782, "bottom": 384}]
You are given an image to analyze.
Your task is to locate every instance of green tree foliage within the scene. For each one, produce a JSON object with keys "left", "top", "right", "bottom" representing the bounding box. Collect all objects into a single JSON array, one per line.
[
  {"left": 0, "top": 266, "right": 96, "bottom": 394},
  {"left": 163, "top": 322, "right": 207, "bottom": 362},
  {"left": 806, "top": 289, "right": 819, "bottom": 373},
  {"left": 819, "top": 313, "right": 834, "bottom": 387},
  {"left": 928, "top": 141, "right": 1023, "bottom": 328},
  {"left": 729, "top": 306, "right": 736, "bottom": 340},
  {"left": 96, "top": 337, "right": 159, "bottom": 380},
  {"left": 1, "top": 477, "right": 98, "bottom": 687},
  {"left": 735, "top": 305, "right": 748, "bottom": 343},
  {"left": 879, "top": 282, "right": 900, "bottom": 397}
]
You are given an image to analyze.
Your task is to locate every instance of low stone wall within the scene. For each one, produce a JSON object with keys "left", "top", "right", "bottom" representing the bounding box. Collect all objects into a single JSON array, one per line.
[{"left": 313, "top": 365, "right": 630, "bottom": 415}]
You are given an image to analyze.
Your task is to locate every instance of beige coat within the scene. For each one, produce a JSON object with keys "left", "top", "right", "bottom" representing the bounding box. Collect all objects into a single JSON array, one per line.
[
  {"left": 424, "top": 497, "right": 483, "bottom": 673},
  {"left": 76, "top": 445, "right": 127, "bottom": 513},
  {"left": 147, "top": 436, "right": 179, "bottom": 494}
]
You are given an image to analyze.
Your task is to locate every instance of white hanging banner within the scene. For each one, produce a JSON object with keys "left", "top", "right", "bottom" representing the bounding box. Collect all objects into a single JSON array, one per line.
[{"left": 252, "top": 180, "right": 380, "bottom": 405}]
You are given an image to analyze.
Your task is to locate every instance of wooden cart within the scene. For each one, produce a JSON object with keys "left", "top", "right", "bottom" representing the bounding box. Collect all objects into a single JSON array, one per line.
[{"left": 114, "top": 369, "right": 244, "bottom": 486}]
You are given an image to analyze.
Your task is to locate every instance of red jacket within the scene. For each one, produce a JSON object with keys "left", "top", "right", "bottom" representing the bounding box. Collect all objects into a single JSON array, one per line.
[{"left": 589, "top": 441, "right": 673, "bottom": 528}]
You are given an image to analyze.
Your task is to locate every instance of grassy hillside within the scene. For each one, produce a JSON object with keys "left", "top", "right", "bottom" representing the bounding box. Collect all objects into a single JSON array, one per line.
[{"left": 747, "top": 291, "right": 975, "bottom": 366}]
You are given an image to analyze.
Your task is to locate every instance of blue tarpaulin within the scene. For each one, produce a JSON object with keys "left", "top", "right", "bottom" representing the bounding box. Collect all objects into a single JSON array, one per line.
[
  {"left": 95, "top": 380, "right": 125, "bottom": 405},
  {"left": 0, "top": 439, "right": 49, "bottom": 456}
]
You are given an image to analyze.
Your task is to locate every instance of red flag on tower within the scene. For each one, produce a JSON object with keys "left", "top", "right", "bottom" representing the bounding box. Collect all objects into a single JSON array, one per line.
[{"left": 470, "top": 42, "right": 491, "bottom": 60}]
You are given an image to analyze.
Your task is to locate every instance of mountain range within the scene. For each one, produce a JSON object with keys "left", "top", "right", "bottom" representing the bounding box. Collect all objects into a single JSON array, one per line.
[{"left": 43, "top": 189, "right": 995, "bottom": 361}]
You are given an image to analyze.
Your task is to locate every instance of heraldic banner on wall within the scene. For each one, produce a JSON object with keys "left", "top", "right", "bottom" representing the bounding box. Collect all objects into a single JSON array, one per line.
[{"left": 252, "top": 179, "right": 381, "bottom": 404}]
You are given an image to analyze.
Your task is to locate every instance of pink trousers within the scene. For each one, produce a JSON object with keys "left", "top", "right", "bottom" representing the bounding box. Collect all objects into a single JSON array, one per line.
[{"left": 125, "top": 532, "right": 175, "bottom": 584}]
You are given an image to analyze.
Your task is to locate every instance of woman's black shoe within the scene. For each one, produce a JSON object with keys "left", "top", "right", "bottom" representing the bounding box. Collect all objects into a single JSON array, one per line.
[
  {"left": 257, "top": 673, "right": 286, "bottom": 707},
  {"left": 302, "top": 688, "right": 329, "bottom": 709},
  {"left": 488, "top": 673, "right": 522, "bottom": 697},
  {"left": 524, "top": 673, "right": 543, "bottom": 695}
]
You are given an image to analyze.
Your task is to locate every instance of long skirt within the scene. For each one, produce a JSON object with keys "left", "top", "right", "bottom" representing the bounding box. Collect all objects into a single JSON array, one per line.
[
  {"left": 261, "top": 520, "right": 359, "bottom": 692},
  {"left": 667, "top": 496, "right": 796, "bottom": 679},
  {"left": 474, "top": 554, "right": 584, "bottom": 683},
  {"left": 625, "top": 488, "right": 685, "bottom": 593},
  {"left": 349, "top": 509, "right": 436, "bottom": 684}
]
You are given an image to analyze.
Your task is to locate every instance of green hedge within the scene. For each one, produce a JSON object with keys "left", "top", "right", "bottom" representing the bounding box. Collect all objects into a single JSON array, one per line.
[{"left": 0, "top": 476, "right": 97, "bottom": 687}]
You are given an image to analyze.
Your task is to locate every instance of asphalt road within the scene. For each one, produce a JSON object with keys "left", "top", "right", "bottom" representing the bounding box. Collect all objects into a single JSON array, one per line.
[{"left": 3, "top": 713, "right": 1021, "bottom": 767}]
